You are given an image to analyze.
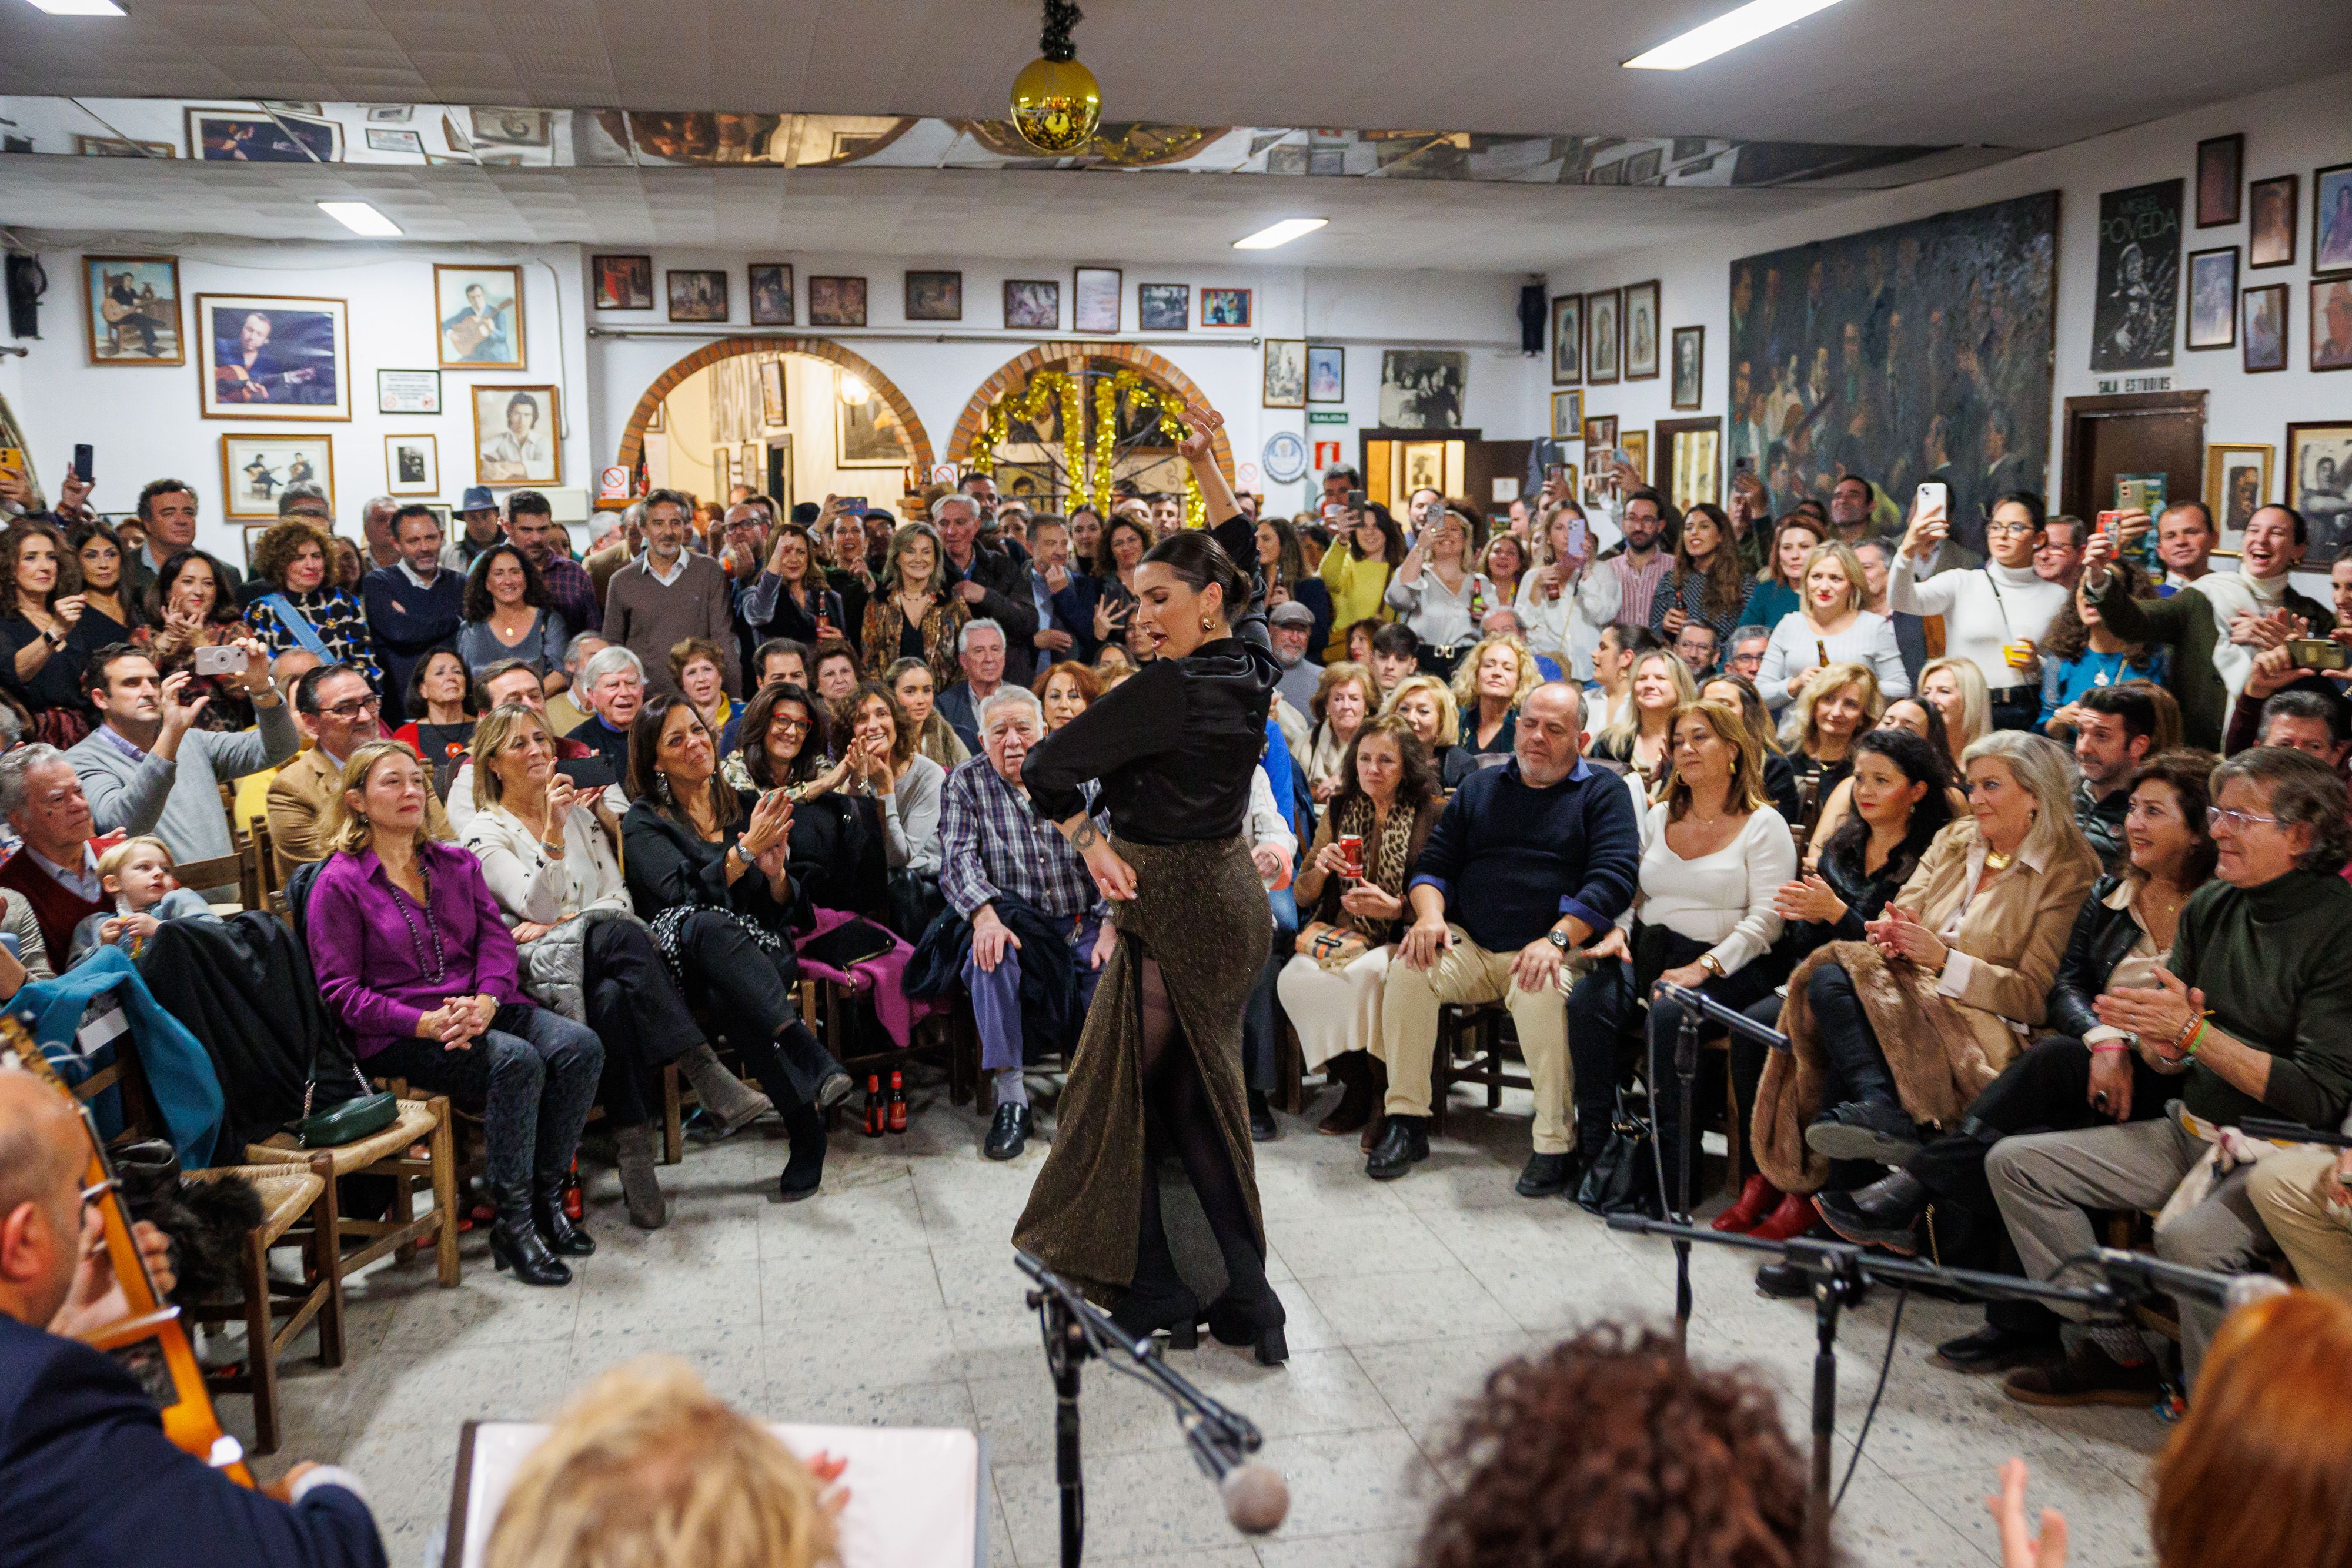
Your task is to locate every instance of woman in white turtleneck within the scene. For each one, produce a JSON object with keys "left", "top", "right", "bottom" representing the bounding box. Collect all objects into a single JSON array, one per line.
[{"left": 1887, "top": 490, "right": 2070, "bottom": 731}]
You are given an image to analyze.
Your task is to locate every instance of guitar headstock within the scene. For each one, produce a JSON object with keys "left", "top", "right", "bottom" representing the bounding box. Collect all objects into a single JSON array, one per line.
[{"left": 0, "top": 1012, "right": 57, "bottom": 1089}]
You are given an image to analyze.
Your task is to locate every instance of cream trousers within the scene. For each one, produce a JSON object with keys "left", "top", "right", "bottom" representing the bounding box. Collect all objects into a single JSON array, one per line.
[{"left": 1378, "top": 925, "right": 1571, "bottom": 1153}]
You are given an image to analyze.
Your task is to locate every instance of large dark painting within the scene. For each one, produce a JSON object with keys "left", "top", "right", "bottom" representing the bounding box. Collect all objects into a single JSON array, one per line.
[
  {"left": 2092, "top": 179, "right": 2181, "bottom": 373},
  {"left": 1728, "top": 191, "right": 2058, "bottom": 553}
]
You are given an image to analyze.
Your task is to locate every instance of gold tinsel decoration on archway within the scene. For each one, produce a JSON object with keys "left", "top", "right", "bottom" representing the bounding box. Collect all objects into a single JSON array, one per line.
[{"left": 965, "top": 367, "right": 1203, "bottom": 528}]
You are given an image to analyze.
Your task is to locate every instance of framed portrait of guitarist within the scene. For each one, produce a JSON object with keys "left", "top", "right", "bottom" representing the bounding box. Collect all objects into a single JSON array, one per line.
[
  {"left": 434, "top": 263, "right": 526, "bottom": 370},
  {"left": 195, "top": 293, "right": 349, "bottom": 421}
]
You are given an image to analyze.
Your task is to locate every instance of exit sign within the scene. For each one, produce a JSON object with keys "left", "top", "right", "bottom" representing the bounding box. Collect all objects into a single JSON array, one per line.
[{"left": 1308, "top": 410, "right": 1349, "bottom": 424}]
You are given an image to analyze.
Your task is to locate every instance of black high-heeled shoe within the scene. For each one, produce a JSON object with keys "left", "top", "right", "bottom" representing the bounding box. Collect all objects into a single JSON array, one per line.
[
  {"left": 489, "top": 1182, "right": 571, "bottom": 1287},
  {"left": 532, "top": 1189, "right": 595, "bottom": 1257},
  {"left": 1111, "top": 1285, "right": 1204, "bottom": 1350},
  {"left": 1206, "top": 1285, "right": 1289, "bottom": 1366},
  {"left": 777, "top": 1100, "right": 828, "bottom": 1202}
]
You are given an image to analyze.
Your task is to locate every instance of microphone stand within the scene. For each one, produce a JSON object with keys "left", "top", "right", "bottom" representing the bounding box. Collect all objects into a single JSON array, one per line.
[
  {"left": 1016, "top": 1250, "right": 1269, "bottom": 1566},
  {"left": 1608, "top": 1215, "right": 2127, "bottom": 1568},
  {"left": 1649, "top": 981, "right": 1792, "bottom": 1350}
]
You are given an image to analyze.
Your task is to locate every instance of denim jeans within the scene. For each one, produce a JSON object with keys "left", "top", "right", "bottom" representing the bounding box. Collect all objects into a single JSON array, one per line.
[{"left": 369, "top": 1002, "right": 603, "bottom": 1196}]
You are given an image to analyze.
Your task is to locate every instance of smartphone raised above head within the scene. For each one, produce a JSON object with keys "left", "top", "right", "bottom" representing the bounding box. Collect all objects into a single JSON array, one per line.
[
  {"left": 2290, "top": 638, "right": 2350, "bottom": 673},
  {"left": 72, "top": 444, "right": 94, "bottom": 484},
  {"left": 1346, "top": 489, "right": 1367, "bottom": 510},
  {"left": 1915, "top": 480, "right": 1950, "bottom": 520},
  {"left": 1563, "top": 516, "right": 1589, "bottom": 559}
]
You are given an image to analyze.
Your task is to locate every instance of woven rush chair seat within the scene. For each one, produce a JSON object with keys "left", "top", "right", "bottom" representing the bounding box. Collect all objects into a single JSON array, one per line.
[
  {"left": 191, "top": 1164, "right": 323, "bottom": 1248},
  {"left": 243, "top": 1096, "right": 439, "bottom": 1175}
]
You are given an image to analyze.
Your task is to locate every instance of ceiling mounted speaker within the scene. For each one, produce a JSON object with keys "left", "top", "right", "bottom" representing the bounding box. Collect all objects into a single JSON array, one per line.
[
  {"left": 1518, "top": 283, "right": 1546, "bottom": 356},
  {"left": 5, "top": 254, "right": 45, "bottom": 341}
]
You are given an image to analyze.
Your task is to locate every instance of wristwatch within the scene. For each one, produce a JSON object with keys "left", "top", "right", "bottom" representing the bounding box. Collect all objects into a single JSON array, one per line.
[
  {"left": 1697, "top": 954, "right": 1724, "bottom": 978},
  {"left": 1546, "top": 928, "right": 1571, "bottom": 951}
]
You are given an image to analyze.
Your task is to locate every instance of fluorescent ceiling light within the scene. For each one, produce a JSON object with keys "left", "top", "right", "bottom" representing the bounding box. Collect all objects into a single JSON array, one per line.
[
  {"left": 317, "top": 201, "right": 402, "bottom": 237},
  {"left": 22, "top": 0, "right": 127, "bottom": 14},
  {"left": 1233, "top": 218, "right": 1327, "bottom": 250},
  {"left": 1623, "top": 0, "right": 1845, "bottom": 70}
]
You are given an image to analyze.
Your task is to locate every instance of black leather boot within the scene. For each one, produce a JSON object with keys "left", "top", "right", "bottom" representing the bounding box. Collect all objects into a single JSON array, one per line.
[
  {"left": 532, "top": 1159, "right": 594, "bottom": 1258},
  {"left": 778, "top": 1099, "right": 828, "bottom": 1201},
  {"left": 1112, "top": 1181, "right": 1201, "bottom": 1349},
  {"left": 1815, "top": 1169, "right": 1930, "bottom": 1253},
  {"left": 490, "top": 1182, "right": 572, "bottom": 1286}
]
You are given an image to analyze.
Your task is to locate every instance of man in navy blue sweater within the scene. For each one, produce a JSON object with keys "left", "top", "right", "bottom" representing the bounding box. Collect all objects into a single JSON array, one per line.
[
  {"left": 1369, "top": 682, "right": 1642, "bottom": 1194},
  {"left": 0, "top": 1072, "right": 386, "bottom": 1567}
]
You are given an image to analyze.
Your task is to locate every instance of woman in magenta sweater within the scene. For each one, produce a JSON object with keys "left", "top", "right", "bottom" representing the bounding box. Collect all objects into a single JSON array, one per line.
[{"left": 306, "top": 738, "right": 602, "bottom": 1289}]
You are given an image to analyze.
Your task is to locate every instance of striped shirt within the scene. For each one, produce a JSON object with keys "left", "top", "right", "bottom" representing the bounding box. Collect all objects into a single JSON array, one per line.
[{"left": 1609, "top": 551, "right": 1672, "bottom": 631}]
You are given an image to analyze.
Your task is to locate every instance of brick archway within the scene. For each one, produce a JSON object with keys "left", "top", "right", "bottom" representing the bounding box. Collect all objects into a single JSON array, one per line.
[
  {"left": 613, "top": 336, "right": 934, "bottom": 477},
  {"left": 946, "top": 342, "right": 1234, "bottom": 480}
]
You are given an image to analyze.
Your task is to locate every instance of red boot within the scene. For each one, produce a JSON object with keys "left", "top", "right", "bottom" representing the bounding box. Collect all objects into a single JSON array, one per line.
[
  {"left": 1712, "top": 1174, "right": 1780, "bottom": 1234},
  {"left": 1748, "top": 1191, "right": 1815, "bottom": 1242}
]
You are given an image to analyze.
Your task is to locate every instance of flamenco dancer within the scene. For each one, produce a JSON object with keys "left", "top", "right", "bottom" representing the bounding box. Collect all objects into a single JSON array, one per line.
[{"left": 1011, "top": 406, "right": 1289, "bottom": 1366}]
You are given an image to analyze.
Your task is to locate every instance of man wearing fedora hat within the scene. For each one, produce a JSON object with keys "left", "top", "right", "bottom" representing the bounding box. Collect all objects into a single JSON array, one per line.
[{"left": 440, "top": 484, "right": 505, "bottom": 573}]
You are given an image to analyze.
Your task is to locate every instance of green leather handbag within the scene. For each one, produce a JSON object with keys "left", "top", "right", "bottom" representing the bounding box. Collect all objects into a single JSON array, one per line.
[{"left": 290, "top": 1062, "right": 399, "bottom": 1149}]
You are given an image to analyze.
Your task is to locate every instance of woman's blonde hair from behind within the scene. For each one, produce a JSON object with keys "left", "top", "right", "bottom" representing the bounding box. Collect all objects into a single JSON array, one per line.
[{"left": 486, "top": 1355, "right": 838, "bottom": 1568}]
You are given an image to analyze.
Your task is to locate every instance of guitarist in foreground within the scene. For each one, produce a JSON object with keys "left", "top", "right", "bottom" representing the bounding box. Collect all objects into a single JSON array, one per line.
[{"left": 0, "top": 1071, "right": 386, "bottom": 1567}]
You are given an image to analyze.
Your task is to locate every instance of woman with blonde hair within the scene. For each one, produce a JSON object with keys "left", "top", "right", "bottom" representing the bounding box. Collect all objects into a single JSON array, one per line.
[
  {"left": 1590, "top": 647, "right": 1698, "bottom": 785},
  {"left": 1444, "top": 633, "right": 1542, "bottom": 787},
  {"left": 1753, "top": 729, "right": 2099, "bottom": 1201},
  {"left": 1776, "top": 659, "right": 1880, "bottom": 802},
  {"left": 465, "top": 701, "right": 752, "bottom": 1230},
  {"left": 1757, "top": 540, "right": 1909, "bottom": 712},
  {"left": 1569, "top": 700, "right": 1794, "bottom": 1203},
  {"left": 487, "top": 1355, "right": 841, "bottom": 1568},
  {"left": 1305, "top": 661, "right": 1377, "bottom": 802},
  {"left": 858, "top": 520, "right": 965, "bottom": 693},
  {"left": 1379, "top": 671, "right": 1461, "bottom": 781},
  {"left": 309, "top": 738, "right": 604, "bottom": 1286},
  {"left": 1918, "top": 655, "right": 1993, "bottom": 764}
]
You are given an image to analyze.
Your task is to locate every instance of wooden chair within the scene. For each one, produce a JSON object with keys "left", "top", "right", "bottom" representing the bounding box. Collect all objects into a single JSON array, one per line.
[
  {"left": 169, "top": 849, "right": 245, "bottom": 914},
  {"left": 244, "top": 1090, "right": 462, "bottom": 1289},
  {"left": 1430, "top": 1000, "right": 1526, "bottom": 1135},
  {"left": 65, "top": 1032, "right": 342, "bottom": 1456}
]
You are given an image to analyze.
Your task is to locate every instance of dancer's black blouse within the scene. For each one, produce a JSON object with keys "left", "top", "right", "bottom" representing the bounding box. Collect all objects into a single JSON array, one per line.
[{"left": 1022, "top": 513, "right": 1277, "bottom": 845}]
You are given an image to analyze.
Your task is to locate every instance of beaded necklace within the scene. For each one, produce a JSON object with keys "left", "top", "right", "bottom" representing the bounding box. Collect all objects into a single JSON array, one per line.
[{"left": 384, "top": 852, "right": 447, "bottom": 985}]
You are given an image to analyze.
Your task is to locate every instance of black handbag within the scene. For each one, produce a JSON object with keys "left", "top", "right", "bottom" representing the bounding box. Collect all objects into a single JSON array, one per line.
[
  {"left": 1575, "top": 1089, "right": 1663, "bottom": 1219},
  {"left": 801, "top": 915, "right": 897, "bottom": 971}
]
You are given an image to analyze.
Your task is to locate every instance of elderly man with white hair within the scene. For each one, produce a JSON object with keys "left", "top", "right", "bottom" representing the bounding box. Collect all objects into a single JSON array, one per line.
[
  {"left": 937, "top": 686, "right": 1115, "bottom": 1160},
  {"left": 563, "top": 643, "right": 646, "bottom": 782},
  {"left": 936, "top": 617, "right": 1009, "bottom": 757},
  {"left": 932, "top": 492, "right": 1039, "bottom": 686}
]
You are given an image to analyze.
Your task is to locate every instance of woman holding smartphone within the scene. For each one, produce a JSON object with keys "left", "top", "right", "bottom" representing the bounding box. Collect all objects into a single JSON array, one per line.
[
  {"left": 1317, "top": 500, "right": 1404, "bottom": 663},
  {"left": 1889, "top": 490, "right": 2068, "bottom": 733}
]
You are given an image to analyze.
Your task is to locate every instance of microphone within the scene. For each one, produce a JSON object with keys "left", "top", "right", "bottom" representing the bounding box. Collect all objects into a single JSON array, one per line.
[
  {"left": 1183, "top": 1413, "right": 1289, "bottom": 1533},
  {"left": 2086, "top": 1248, "right": 2290, "bottom": 1312},
  {"left": 1651, "top": 981, "right": 1790, "bottom": 1051}
]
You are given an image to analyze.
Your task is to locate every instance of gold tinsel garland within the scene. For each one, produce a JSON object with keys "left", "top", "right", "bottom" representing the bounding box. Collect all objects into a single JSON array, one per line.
[{"left": 965, "top": 366, "right": 1204, "bottom": 527}]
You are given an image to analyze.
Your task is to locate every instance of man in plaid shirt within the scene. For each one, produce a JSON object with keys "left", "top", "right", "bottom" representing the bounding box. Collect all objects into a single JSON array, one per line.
[
  {"left": 939, "top": 686, "right": 1115, "bottom": 1159},
  {"left": 506, "top": 490, "right": 602, "bottom": 635}
]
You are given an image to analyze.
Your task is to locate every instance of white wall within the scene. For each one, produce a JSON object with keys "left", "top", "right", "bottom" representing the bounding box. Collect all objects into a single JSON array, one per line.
[
  {"left": 4, "top": 239, "right": 1535, "bottom": 559},
  {"left": 1538, "top": 67, "right": 2352, "bottom": 557}
]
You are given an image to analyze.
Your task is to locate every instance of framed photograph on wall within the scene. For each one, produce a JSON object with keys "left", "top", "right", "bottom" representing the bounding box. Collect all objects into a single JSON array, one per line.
[
  {"left": 1550, "top": 293, "right": 1583, "bottom": 385},
  {"left": 1073, "top": 267, "right": 1121, "bottom": 333},
  {"left": 1550, "top": 390, "right": 1582, "bottom": 442},
  {"left": 472, "top": 385, "right": 562, "bottom": 486},
  {"left": 1655, "top": 417, "right": 1721, "bottom": 513},
  {"left": 1262, "top": 340, "right": 1305, "bottom": 409},
  {"left": 1137, "top": 284, "right": 1190, "bottom": 332},
  {"left": 1307, "top": 345, "right": 1344, "bottom": 403},
  {"left": 383, "top": 433, "right": 438, "bottom": 495},
  {"left": 593, "top": 255, "right": 654, "bottom": 310},
  {"left": 1622, "top": 280, "right": 1661, "bottom": 380},
  {"left": 2249, "top": 175, "right": 2298, "bottom": 268},
  {"left": 2196, "top": 133, "right": 2243, "bottom": 228},
  {"left": 2315, "top": 279, "right": 2352, "bottom": 371},
  {"left": 196, "top": 293, "right": 349, "bottom": 420},
  {"left": 837, "top": 380, "right": 913, "bottom": 469},
  {"left": 2092, "top": 179, "right": 2183, "bottom": 372},
  {"left": 1671, "top": 325, "right": 1704, "bottom": 409},
  {"left": 2244, "top": 284, "right": 2289, "bottom": 372},
  {"left": 2316, "top": 163, "right": 2352, "bottom": 277},
  {"left": 749, "top": 264, "right": 794, "bottom": 326},
  {"left": 1582, "top": 414, "right": 1618, "bottom": 456},
  {"left": 1621, "top": 430, "right": 1649, "bottom": 487},
  {"left": 188, "top": 107, "right": 339, "bottom": 163},
  {"left": 2205, "top": 443, "right": 2274, "bottom": 534},
  {"left": 807, "top": 276, "right": 867, "bottom": 327},
  {"left": 1586, "top": 288, "right": 1622, "bottom": 383},
  {"left": 2185, "top": 247, "right": 2239, "bottom": 349},
  {"left": 1201, "top": 287, "right": 1251, "bottom": 327},
  {"left": 2287, "top": 423, "right": 2352, "bottom": 565},
  {"left": 1003, "top": 279, "right": 1059, "bottom": 330},
  {"left": 904, "top": 270, "right": 963, "bottom": 322},
  {"left": 434, "top": 263, "right": 524, "bottom": 369},
  {"left": 1378, "top": 350, "right": 1466, "bottom": 430},
  {"left": 760, "top": 360, "right": 786, "bottom": 428},
  {"left": 667, "top": 270, "right": 730, "bottom": 323},
  {"left": 220, "top": 433, "right": 333, "bottom": 520},
  {"left": 82, "top": 256, "right": 182, "bottom": 366}
]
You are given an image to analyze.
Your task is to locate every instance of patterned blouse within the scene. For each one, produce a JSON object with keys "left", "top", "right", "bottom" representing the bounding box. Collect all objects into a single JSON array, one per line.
[{"left": 247, "top": 586, "right": 383, "bottom": 687}]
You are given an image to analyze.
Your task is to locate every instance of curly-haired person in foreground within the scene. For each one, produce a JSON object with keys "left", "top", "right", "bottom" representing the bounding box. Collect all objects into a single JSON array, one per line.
[{"left": 1415, "top": 1326, "right": 1808, "bottom": 1568}]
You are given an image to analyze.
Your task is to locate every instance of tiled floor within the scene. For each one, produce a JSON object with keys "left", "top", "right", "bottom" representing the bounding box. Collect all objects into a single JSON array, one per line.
[{"left": 233, "top": 1079, "right": 2167, "bottom": 1567}]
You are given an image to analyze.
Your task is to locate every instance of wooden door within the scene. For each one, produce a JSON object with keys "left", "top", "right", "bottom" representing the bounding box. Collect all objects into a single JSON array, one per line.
[
  {"left": 1465, "top": 439, "right": 1531, "bottom": 524},
  {"left": 2060, "top": 392, "right": 2207, "bottom": 520}
]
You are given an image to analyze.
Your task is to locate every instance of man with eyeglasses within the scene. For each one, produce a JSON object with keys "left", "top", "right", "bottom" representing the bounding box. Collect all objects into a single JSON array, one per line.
[
  {"left": 0, "top": 746, "right": 113, "bottom": 968},
  {"left": 0, "top": 1072, "right": 390, "bottom": 1567},
  {"left": 1986, "top": 747, "right": 2352, "bottom": 1400},
  {"left": 265, "top": 663, "right": 450, "bottom": 880},
  {"left": 2082, "top": 504, "right": 2336, "bottom": 751}
]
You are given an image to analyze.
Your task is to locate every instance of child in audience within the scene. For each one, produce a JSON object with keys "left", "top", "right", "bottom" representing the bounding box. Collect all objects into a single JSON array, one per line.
[{"left": 67, "top": 835, "right": 213, "bottom": 966}]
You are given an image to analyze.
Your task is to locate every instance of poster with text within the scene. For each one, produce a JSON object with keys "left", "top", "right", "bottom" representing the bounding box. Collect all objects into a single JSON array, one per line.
[{"left": 2091, "top": 179, "right": 2181, "bottom": 373}]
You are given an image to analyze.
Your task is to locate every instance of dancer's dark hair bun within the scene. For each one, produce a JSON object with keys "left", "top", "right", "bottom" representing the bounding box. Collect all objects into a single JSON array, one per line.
[{"left": 1141, "top": 531, "right": 1250, "bottom": 617}]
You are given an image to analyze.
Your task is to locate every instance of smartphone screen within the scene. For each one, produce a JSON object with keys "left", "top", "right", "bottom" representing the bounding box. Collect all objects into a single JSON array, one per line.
[{"left": 72, "top": 445, "right": 94, "bottom": 483}]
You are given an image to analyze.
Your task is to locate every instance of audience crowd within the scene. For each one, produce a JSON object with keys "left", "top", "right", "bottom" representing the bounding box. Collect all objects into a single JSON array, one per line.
[{"left": 5, "top": 452, "right": 2352, "bottom": 1567}]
